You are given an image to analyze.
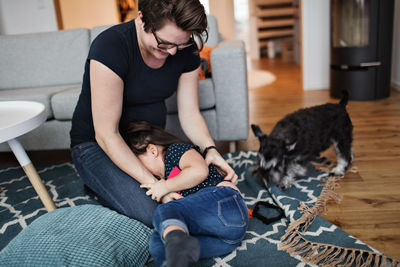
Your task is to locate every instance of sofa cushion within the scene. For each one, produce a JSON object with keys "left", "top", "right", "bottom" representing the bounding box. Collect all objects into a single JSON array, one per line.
[
  {"left": 0, "top": 28, "right": 89, "bottom": 90},
  {"left": 166, "top": 109, "right": 218, "bottom": 141},
  {"left": 0, "top": 205, "right": 152, "bottom": 267},
  {"left": 205, "top": 15, "right": 221, "bottom": 47},
  {"left": 0, "top": 120, "right": 72, "bottom": 152},
  {"left": 0, "top": 85, "right": 79, "bottom": 119},
  {"left": 165, "top": 78, "right": 215, "bottom": 114},
  {"left": 51, "top": 87, "right": 81, "bottom": 120},
  {"left": 91, "top": 25, "right": 113, "bottom": 43}
]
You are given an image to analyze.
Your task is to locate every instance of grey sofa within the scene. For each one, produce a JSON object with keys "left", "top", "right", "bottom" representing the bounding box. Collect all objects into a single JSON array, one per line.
[{"left": 0, "top": 15, "right": 248, "bottom": 152}]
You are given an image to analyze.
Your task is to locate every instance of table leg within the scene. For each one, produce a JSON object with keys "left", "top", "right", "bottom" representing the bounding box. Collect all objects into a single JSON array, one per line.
[{"left": 8, "top": 138, "right": 57, "bottom": 212}]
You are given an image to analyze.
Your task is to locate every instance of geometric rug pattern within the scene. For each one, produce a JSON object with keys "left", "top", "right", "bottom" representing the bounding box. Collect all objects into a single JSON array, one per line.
[
  {"left": 197, "top": 151, "right": 397, "bottom": 267},
  {"left": 0, "top": 163, "right": 98, "bottom": 251},
  {"left": 1, "top": 151, "right": 398, "bottom": 266}
]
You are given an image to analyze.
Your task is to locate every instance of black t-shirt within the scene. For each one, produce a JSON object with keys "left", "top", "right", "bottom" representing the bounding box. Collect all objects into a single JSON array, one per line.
[{"left": 70, "top": 20, "right": 200, "bottom": 147}]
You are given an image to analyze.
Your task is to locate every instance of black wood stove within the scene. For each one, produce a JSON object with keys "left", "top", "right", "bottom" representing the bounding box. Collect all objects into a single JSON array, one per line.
[{"left": 330, "top": 0, "right": 395, "bottom": 100}]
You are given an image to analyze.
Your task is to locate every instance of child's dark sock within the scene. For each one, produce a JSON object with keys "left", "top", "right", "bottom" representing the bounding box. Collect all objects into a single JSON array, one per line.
[{"left": 164, "top": 230, "right": 200, "bottom": 267}]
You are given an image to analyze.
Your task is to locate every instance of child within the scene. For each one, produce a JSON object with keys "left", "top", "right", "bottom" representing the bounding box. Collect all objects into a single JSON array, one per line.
[{"left": 124, "top": 121, "right": 248, "bottom": 267}]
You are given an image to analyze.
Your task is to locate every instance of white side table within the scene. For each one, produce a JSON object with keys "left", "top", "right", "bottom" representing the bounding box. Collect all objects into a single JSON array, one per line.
[{"left": 0, "top": 101, "right": 57, "bottom": 212}]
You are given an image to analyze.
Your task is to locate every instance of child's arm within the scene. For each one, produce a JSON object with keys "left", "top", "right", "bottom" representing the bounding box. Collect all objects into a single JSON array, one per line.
[
  {"left": 165, "top": 148, "right": 209, "bottom": 191},
  {"left": 141, "top": 148, "right": 209, "bottom": 202}
]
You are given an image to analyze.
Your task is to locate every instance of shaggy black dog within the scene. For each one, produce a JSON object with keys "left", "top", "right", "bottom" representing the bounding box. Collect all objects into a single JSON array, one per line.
[{"left": 251, "top": 92, "right": 353, "bottom": 189}]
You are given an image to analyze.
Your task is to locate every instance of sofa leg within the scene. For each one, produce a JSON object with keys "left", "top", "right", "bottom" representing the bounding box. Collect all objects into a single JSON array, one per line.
[{"left": 229, "top": 141, "right": 237, "bottom": 153}]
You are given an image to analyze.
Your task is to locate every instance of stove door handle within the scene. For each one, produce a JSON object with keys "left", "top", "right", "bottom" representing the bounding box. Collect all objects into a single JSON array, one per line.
[{"left": 360, "top": 61, "right": 381, "bottom": 67}]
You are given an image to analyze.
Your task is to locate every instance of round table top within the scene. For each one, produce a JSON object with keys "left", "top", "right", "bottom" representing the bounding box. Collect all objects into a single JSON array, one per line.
[{"left": 0, "top": 101, "right": 47, "bottom": 143}]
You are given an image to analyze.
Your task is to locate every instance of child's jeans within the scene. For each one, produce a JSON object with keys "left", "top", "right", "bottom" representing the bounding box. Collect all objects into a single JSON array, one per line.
[{"left": 150, "top": 186, "right": 249, "bottom": 267}]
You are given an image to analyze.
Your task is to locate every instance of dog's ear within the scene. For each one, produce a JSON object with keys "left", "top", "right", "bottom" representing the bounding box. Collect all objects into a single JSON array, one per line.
[{"left": 251, "top": 124, "right": 267, "bottom": 139}]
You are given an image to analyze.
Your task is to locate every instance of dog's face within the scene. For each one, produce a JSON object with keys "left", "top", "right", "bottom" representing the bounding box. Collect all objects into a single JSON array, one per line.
[{"left": 251, "top": 125, "right": 289, "bottom": 179}]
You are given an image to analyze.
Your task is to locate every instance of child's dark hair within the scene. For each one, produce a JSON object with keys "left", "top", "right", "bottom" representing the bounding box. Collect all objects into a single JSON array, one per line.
[{"left": 124, "top": 120, "right": 183, "bottom": 155}]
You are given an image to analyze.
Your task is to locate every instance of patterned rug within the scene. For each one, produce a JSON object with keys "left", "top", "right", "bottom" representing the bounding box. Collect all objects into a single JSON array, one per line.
[{"left": 0, "top": 151, "right": 398, "bottom": 266}]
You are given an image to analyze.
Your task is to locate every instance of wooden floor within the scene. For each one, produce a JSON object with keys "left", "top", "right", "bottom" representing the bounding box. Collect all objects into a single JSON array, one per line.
[
  {"left": 1, "top": 57, "right": 399, "bottom": 261},
  {"left": 238, "top": 58, "right": 400, "bottom": 261}
]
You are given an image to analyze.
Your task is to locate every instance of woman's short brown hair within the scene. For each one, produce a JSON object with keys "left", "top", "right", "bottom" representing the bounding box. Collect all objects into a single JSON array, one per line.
[{"left": 138, "top": 0, "right": 208, "bottom": 50}]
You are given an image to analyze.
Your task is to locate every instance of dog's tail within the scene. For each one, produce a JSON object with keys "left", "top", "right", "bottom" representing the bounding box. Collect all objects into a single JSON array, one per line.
[{"left": 339, "top": 90, "right": 349, "bottom": 106}]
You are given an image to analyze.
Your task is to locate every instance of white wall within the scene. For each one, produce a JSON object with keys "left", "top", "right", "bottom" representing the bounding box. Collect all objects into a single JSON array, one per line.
[
  {"left": 301, "top": 0, "right": 330, "bottom": 90},
  {"left": 199, "top": 0, "right": 210, "bottom": 14},
  {"left": 0, "top": 0, "right": 57, "bottom": 35},
  {"left": 392, "top": 0, "right": 400, "bottom": 91}
]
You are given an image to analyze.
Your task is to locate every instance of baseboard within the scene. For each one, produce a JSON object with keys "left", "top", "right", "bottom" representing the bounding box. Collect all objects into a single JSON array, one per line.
[{"left": 392, "top": 80, "right": 400, "bottom": 91}]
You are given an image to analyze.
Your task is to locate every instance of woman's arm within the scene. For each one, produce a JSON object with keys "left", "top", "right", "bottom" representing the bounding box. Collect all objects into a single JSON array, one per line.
[
  {"left": 141, "top": 148, "right": 209, "bottom": 202},
  {"left": 176, "top": 67, "right": 214, "bottom": 151},
  {"left": 90, "top": 60, "right": 157, "bottom": 185},
  {"left": 176, "top": 67, "right": 238, "bottom": 182}
]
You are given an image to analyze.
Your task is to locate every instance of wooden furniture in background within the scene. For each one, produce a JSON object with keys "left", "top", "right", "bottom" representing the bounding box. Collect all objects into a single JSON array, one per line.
[
  {"left": 54, "top": 0, "right": 120, "bottom": 30},
  {"left": 249, "top": 0, "right": 295, "bottom": 59}
]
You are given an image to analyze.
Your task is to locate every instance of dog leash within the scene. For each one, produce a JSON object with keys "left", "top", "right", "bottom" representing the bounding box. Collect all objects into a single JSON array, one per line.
[{"left": 248, "top": 201, "right": 285, "bottom": 224}]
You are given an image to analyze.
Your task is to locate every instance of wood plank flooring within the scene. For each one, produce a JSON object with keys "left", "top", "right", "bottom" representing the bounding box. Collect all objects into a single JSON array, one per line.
[{"left": 238, "top": 57, "right": 400, "bottom": 261}]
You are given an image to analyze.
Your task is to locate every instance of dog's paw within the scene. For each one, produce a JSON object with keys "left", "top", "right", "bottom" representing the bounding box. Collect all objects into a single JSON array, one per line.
[
  {"left": 279, "top": 184, "right": 292, "bottom": 190},
  {"left": 279, "top": 183, "right": 294, "bottom": 190},
  {"left": 278, "top": 176, "right": 295, "bottom": 190},
  {"left": 330, "top": 163, "right": 348, "bottom": 177},
  {"left": 329, "top": 170, "right": 345, "bottom": 177}
]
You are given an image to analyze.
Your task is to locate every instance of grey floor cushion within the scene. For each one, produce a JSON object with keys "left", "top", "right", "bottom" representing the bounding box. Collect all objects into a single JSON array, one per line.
[{"left": 0, "top": 204, "right": 152, "bottom": 267}]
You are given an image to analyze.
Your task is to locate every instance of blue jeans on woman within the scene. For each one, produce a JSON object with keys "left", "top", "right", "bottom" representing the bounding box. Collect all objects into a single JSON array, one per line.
[
  {"left": 71, "top": 141, "right": 158, "bottom": 227},
  {"left": 150, "top": 186, "right": 249, "bottom": 267}
]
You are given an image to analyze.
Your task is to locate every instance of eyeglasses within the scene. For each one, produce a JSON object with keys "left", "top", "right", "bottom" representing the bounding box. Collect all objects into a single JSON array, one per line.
[{"left": 151, "top": 29, "right": 194, "bottom": 50}]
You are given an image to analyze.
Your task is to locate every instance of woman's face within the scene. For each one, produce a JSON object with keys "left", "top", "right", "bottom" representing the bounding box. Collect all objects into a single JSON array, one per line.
[{"left": 139, "top": 18, "right": 192, "bottom": 60}]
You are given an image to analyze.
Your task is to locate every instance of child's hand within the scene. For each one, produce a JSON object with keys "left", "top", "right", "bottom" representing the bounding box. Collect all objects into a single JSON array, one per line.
[
  {"left": 161, "top": 192, "right": 183, "bottom": 204},
  {"left": 141, "top": 179, "right": 170, "bottom": 202}
]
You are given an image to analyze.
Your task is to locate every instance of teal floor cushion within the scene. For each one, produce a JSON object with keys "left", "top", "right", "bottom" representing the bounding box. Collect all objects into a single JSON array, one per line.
[{"left": 0, "top": 205, "right": 152, "bottom": 267}]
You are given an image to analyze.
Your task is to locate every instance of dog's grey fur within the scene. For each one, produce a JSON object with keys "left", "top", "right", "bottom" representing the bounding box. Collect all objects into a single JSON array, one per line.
[{"left": 252, "top": 92, "right": 353, "bottom": 189}]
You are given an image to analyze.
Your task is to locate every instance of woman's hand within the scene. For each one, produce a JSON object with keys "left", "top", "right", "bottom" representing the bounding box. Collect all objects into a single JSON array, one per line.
[
  {"left": 141, "top": 179, "right": 170, "bottom": 202},
  {"left": 205, "top": 149, "right": 238, "bottom": 184},
  {"left": 161, "top": 192, "right": 183, "bottom": 204}
]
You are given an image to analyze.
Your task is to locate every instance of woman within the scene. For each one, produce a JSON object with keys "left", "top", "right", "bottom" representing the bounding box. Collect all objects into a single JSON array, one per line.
[
  {"left": 124, "top": 120, "right": 248, "bottom": 267},
  {"left": 70, "top": 0, "right": 237, "bottom": 228}
]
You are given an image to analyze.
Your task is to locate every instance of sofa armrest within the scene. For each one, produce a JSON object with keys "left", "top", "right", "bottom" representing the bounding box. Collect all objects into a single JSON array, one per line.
[{"left": 210, "top": 40, "right": 249, "bottom": 141}]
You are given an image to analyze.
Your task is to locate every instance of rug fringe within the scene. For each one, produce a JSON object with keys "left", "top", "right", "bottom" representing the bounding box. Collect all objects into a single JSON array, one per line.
[{"left": 279, "top": 175, "right": 400, "bottom": 267}]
